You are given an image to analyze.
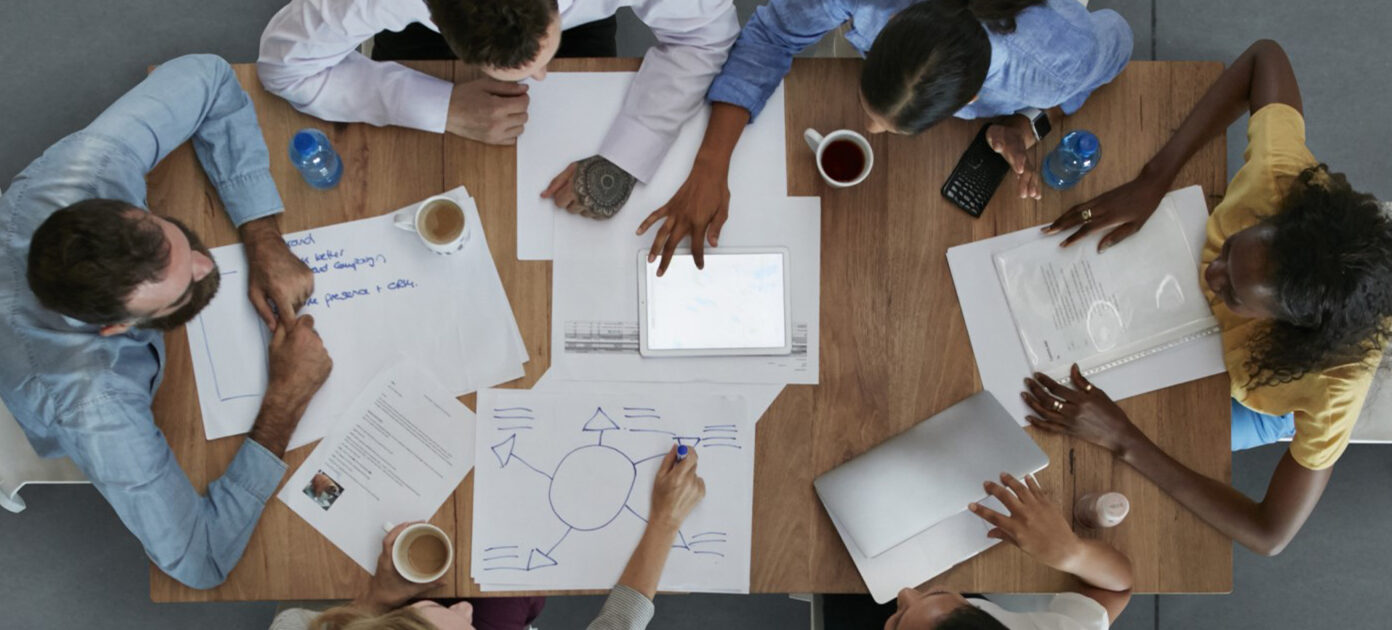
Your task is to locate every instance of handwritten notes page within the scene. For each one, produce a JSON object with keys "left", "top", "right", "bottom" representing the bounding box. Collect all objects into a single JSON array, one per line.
[
  {"left": 472, "top": 389, "right": 753, "bottom": 593},
  {"left": 187, "top": 187, "right": 528, "bottom": 449},
  {"left": 279, "top": 363, "right": 475, "bottom": 572},
  {"left": 516, "top": 73, "right": 788, "bottom": 260}
]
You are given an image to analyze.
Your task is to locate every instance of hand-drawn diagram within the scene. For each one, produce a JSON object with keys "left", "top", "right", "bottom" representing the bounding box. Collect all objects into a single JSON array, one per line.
[
  {"left": 481, "top": 406, "right": 739, "bottom": 573},
  {"left": 473, "top": 390, "right": 754, "bottom": 592}
]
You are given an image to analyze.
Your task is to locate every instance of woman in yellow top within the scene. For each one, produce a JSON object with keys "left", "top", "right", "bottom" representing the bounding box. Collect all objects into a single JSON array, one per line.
[{"left": 1017, "top": 40, "right": 1392, "bottom": 556}]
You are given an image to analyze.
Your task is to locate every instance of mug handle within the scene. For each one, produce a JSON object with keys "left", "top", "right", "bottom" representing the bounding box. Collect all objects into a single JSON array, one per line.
[
  {"left": 803, "top": 128, "right": 824, "bottom": 153},
  {"left": 391, "top": 207, "right": 415, "bottom": 232}
]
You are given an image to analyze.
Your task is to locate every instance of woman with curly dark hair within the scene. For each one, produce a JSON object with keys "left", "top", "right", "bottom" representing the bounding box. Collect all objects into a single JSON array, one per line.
[{"left": 1019, "top": 40, "right": 1392, "bottom": 556}]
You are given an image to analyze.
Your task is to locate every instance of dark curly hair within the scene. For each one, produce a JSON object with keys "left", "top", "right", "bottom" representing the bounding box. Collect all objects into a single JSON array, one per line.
[
  {"left": 860, "top": 0, "right": 1043, "bottom": 134},
  {"left": 1244, "top": 165, "right": 1392, "bottom": 387},
  {"left": 425, "top": 0, "right": 558, "bottom": 69}
]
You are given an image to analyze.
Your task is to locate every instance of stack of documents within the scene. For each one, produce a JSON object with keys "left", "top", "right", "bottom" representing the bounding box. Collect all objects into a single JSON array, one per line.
[
  {"left": 948, "top": 186, "right": 1225, "bottom": 427},
  {"left": 188, "top": 186, "right": 529, "bottom": 450}
]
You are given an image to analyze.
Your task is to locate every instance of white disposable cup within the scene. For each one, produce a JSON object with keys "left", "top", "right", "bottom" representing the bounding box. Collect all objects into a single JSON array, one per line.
[
  {"left": 383, "top": 522, "right": 454, "bottom": 583},
  {"left": 393, "top": 195, "right": 471, "bottom": 254},
  {"left": 803, "top": 128, "right": 874, "bottom": 188}
]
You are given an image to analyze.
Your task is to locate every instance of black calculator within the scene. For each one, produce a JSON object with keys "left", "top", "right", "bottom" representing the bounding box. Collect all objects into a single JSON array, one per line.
[{"left": 941, "top": 124, "right": 1010, "bottom": 217}]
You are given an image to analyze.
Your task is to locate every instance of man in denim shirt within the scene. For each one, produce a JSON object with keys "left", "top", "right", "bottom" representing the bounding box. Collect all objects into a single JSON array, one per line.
[
  {"left": 639, "top": 0, "right": 1132, "bottom": 273},
  {"left": 0, "top": 54, "right": 332, "bottom": 589}
]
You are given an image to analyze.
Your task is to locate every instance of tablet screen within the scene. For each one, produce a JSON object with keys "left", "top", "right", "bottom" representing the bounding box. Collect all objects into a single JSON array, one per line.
[{"left": 644, "top": 252, "right": 788, "bottom": 351}]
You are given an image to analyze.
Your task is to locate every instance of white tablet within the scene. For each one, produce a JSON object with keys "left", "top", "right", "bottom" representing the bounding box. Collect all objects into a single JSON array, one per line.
[{"left": 638, "top": 248, "right": 792, "bottom": 357}]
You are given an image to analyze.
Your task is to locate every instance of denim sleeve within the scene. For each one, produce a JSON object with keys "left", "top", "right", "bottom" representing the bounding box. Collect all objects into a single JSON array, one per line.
[
  {"left": 1057, "top": 9, "right": 1133, "bottom": 115},
  {"left": 55, "top": 392, "right": 286, "bottom": 589},
  {"left": 706, "top": 0, "right": 849, "bottom": 121},
  {"left": 85, "top": 54, "right": 284, "bottom": 227}
]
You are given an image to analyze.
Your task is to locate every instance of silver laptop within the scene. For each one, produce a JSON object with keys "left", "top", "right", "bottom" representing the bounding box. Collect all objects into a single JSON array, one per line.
[{"left": 814, "top": 391, "right": 1049, "bottom": 558}]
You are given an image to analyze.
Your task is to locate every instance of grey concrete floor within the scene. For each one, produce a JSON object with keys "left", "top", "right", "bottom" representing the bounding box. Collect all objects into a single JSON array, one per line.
[{"left": 3, "top": 1, "right": 1392, "bottom": 629}]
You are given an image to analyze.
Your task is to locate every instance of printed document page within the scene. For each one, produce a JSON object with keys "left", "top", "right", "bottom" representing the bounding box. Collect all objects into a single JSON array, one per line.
[
  {"left": 993, "top": 195, "right": 1218, "bottom": 378},
  {"left": 278, "top": 363, "right": 475, "bottom": 572}
]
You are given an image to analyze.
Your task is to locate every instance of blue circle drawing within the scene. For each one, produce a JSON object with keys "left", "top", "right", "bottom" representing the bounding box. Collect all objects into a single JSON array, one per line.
[{"left": 548, "top": 445, "right": 637, "bottom": 531}]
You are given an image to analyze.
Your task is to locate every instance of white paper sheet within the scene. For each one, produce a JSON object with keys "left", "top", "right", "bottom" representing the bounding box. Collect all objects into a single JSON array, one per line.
[
  {"left": 187, "top": 187, "right": 528, "bottom": 449},
  {"left": 278, "top": 363, "right": 476, "bottom": 572},
  {"left": 947, "top": 186, "right": 1225, "bottom": 426},
  {"left": 471, "top": 389, "right": 753, "bottom": 593},
  {"left": 516, "top": 73, "right": 788, "bottom": 260},
  {"left": 532, "top": 369, "right": 785, "bottom": 425},
  {"left": 547, "top": 195, "right": 821, "bottom": 384},
  {"left": 830, "top": 496, "right": 1008, "bottom": 604},
  {"left": 993, "top": 197, "right": 1217, "bottom": 378}
]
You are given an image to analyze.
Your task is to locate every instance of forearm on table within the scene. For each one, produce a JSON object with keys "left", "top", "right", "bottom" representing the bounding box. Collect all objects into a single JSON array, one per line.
[
  {"left": 1143, "top": 40, "right": 1301, "bottom": 184},
  {"left": 1058, "top": 538, "right": 1133, "bottom": 592},
  {"left": 1118, "top": 436, "right": 1308, "bottom": 555},
  {"left": 693, "top": 103, "right": 750, "bottom": 173},
  {"left": 615, "top": 522, "right": 680, "bottom": 599},
  {"left": 248, "top": 393, "right": 304, "bottom": 458}
]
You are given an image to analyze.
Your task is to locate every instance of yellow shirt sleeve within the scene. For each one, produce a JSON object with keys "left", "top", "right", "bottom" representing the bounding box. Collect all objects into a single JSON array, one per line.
[
  {"left": 1280, "top": 364, "right": 1376, "bottom": 470},
  {"left": 1204, "top": 104, "right": 1317, "bottom": 253}
]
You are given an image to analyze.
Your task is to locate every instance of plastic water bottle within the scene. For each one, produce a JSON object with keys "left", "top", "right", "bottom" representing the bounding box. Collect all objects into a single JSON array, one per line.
[
  {"left": 288, "top": 128, "right": 343, "bottom": 190},
  {"left": 1042, "top": 130, "right": 1100, "bottom": 190}
]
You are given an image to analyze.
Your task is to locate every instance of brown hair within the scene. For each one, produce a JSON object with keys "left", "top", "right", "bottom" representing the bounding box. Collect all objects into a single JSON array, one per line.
[
  {"left": 309, "top": 605, "right": 435, "bottom": 630},
  {"left": 424, "top": 0, "right": 559, "bottom": 69},
  {"left": 26, "top": 199, "right": 169, "bottom": 324}
]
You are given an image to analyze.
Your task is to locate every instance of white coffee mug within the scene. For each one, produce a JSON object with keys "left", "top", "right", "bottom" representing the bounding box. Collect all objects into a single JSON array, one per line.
[
  {"left": 383, "top": 522, "right": 454, "bottom": 583},
  {"left": 393, "top": 195, "right": 471, "bottom": 254},
  {"left": 803, "top": 128, "right": 874, "bottom": 188}
]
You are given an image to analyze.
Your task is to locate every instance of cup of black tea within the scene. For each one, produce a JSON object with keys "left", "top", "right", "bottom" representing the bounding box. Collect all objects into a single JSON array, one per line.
[{"left": 804, "top": 128, "right": 873, "bottom": 187}]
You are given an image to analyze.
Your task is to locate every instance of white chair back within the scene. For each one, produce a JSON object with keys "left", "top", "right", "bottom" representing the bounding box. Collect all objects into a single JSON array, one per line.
[{"left": 0, "top": 399, "right": 87, "bottom": 513}]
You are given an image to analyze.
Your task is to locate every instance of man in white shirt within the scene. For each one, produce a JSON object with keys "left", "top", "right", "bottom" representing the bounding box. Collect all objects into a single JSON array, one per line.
[
  {"left": 880, "top": 474, "right": 1134, "bottom": 630},
  {"left": 259, "top": 0, "right": 738, "bottom": 219}
]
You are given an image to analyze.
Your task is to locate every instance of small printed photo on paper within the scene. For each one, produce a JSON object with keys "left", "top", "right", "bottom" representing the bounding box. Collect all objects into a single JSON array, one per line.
[{"left": 304, "top": 470, "right": 345, "bottom": 511}]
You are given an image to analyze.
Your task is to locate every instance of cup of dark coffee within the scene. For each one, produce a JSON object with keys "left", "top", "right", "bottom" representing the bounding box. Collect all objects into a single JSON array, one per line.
[
  {"left": 804, "top": 128, "right": 873, "bottom": 188},
  {"left": 383, "top": 522, "right": 453, "bottom": 583}
]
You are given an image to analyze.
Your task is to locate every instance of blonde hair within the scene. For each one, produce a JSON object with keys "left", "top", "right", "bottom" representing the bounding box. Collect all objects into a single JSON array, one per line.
[{"left": 309, "top": 605, "right": 436, "bottom": 630}]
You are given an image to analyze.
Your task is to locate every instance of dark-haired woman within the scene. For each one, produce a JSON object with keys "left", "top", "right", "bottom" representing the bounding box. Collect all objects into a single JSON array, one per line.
[
  {"left": 1021, "top": 40, "right": 1392, "bottom": 556},
  {"left": 639, "top": 0, "right": 1133, "bottom": 274}
]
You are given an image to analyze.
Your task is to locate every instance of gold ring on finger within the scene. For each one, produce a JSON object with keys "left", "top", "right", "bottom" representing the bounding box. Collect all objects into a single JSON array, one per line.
[
  {"left": 1051, "top": 399, "right": 1063, "bottom": 412},
  {"left": 1083, "top": 383, "right": 1094, "bottom": 393},
  {"left": 1080, "top": 208, "right": 1093, "bottom": 223}
]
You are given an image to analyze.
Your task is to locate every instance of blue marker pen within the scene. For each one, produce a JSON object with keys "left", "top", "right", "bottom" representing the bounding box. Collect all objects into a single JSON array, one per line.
[{"left": 676, "top": 444, "right": 690, "bottom": 462}]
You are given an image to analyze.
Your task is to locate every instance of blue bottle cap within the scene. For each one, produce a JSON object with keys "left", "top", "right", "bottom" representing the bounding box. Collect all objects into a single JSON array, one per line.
[
  {"left": 292, "top": 131, "right": 319, "bottom": 159},
  {"left": 1074, "top": 133, "right": 1100, "bottom": 158}
]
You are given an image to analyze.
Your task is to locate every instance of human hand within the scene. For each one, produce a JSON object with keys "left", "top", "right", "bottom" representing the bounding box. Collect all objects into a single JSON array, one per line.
[
  {"left": 1043, "top": 170, "right": 1169, "bottom": 250},
  {"left": 240, "top": 216, "right": 313, "bottom": 332},
  {"left": 263, "top": 314, "right": 332, "bottom": 416},
  {"left": 445, "top": 78, "right": 529, "bottom": 145},
  {"left": 649, "top": 445, "right": 706, "bottom": 532},
  {"left": 968, "top": 473, "right": 1082, "bottom": 571},
  {"left": 635, "top": 159, "right": 730, "bottom": 276},
  {"left": 541, "top": 155, "right": 635, "bottom": 219},
  {"left": 355, "top": 522, "right": 444, "bottom": 614},
  {"left": 986, "top": 119, "right": 1041, "bottom": 201},
  {"left": 1021, "top": 365, "right": 1148, "bottom": 455}
]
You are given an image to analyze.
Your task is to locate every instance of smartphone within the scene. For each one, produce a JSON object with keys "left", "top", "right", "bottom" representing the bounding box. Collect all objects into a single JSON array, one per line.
[{"left": 941, "top": 124, "right": 1010, "bottom": 217}]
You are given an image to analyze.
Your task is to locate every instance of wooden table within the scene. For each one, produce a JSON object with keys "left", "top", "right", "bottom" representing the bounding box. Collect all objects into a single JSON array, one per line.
[{"left": 149, "top": 59, "right": 1231, "bottom": 602}]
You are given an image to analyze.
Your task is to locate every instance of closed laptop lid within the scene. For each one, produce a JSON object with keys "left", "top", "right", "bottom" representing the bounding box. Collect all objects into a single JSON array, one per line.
[{"left": 814, "top": 391, "right": 1049, "bottom": 558}]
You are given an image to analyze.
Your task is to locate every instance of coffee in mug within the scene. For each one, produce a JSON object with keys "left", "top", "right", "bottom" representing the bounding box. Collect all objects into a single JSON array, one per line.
[
  {"left": 804, "top": 128, "right": 874, "bottom": 188},
  {"left": 393, "top": 194, "right": 472, "bottom": 254},
  {"left": 385, "top": 522, "right": 454, "bottom": 583}
]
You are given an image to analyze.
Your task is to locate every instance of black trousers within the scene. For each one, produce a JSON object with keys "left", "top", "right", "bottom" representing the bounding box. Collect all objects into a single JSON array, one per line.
[{"left": 371, "top": 15, "right": 619, "bottom": 61}]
